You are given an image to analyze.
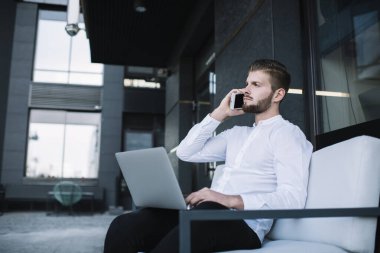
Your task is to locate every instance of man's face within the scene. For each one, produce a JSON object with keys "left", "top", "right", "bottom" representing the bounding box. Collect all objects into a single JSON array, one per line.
[{"left": 242, "top": 70, "right": 274, "bottom": 114}]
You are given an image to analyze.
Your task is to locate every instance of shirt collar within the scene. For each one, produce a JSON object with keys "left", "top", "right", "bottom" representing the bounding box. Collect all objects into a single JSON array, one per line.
[{"left": 253, "top": 115, "right": 282, "bottom": 127}]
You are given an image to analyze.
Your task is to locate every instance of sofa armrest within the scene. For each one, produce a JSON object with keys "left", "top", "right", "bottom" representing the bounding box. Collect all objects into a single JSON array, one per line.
[{"left": 179, "top": 207, "right": 380, "bottom": 253}]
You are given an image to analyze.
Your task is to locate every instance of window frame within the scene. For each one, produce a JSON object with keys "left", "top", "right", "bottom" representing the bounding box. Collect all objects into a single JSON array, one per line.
[{"left": 24, "top": 109, "right": 102, "bottom": 182}]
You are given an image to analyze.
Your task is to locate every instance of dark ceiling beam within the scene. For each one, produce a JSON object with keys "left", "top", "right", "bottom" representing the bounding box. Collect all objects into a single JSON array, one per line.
[
  {"left": 167, "top": 0, "right": 213, "bottom": 67},
  {"left": 81, "top": 0, "right": 199, "bottom": 67}
]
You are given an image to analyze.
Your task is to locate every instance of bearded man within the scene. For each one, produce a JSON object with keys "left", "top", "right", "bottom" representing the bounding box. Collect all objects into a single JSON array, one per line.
[{"left": 104, "top": 59, "right": 313, "bottom": 253}]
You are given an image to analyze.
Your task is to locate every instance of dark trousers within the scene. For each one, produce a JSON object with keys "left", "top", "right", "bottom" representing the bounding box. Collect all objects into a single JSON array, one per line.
[{"left": 104, "top": 201, "right": 261, "bottom": 253}]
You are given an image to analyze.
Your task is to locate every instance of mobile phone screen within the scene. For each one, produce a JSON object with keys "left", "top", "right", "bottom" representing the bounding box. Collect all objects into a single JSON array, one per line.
[{"left": 234, "top": 94, "right": 244, "bottom": 109}]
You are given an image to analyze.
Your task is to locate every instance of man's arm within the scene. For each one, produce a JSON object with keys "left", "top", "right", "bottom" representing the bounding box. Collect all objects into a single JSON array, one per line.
[
  {"left": 177, "top": 89, "right": 246, "bottom": 208},
  {"left": 176, "top": 89, "right": 244, "bottom": 162}
]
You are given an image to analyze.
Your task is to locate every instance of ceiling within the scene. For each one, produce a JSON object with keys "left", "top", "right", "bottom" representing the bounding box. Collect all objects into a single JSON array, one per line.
[{"left": 82, "top": 0, "right": 211, "bottom": 68}]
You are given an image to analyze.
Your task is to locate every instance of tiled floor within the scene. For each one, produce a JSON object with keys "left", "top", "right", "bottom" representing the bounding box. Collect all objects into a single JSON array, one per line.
[{"left": 0, "top": 212, "right": 116, "bottom": 253}]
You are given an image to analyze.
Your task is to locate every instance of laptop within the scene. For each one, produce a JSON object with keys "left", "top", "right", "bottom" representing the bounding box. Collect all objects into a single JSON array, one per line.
[{"left": 115, "top": 147, "right": 187, "bottom": 210}]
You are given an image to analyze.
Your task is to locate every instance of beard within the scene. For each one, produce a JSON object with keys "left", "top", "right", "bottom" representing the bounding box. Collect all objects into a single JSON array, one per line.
[{"left": 242, "top": 91, "right": 274, "bottom": 114}]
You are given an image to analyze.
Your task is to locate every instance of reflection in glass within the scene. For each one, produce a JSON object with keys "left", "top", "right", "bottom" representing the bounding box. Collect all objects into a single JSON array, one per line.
[
  {"left": 316, "top": 0, "right": 380, "bottom": 133},
  {"left": 34, "top": 20, "right": 71, "bottom": 71},
  {"left": 26, "top": 123, "right": 64, "bottom": 178},
  {"left": 125, "top": 131, "right": 153, "bottom": 151},
  {"left": 33, "top": 70, "right": 69, "bottom": 84},
  {"left": 70, "top": 30, "right": 103, "bottom": 73},
  {"left": 26, "top": 110, "right": 101, "bottom": 179},
  {"left": 63, "top": 124, "right": 99, "bottom": 178},
  {"left": 124, "top": 79, "right": 161, "bottom": 89},
  {"left": 68, "top": 72, "right": 104, "bottom": 86},
  {"left": 33, "top": 10, "right": 103, "bottom": 86}
]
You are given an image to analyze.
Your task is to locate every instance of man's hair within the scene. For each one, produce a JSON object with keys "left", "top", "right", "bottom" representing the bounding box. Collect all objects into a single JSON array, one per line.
[{"left": 248, "top": 59, "right": 291, "bottom": 93}]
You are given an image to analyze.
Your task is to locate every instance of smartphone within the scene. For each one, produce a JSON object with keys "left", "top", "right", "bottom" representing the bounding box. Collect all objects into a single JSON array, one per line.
[{"left": 229, "top": 93, "right": 244, "bottom": 110}]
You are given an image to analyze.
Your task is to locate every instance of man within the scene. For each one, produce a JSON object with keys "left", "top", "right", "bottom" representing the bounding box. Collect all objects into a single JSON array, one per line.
[{"left": 104, "top": 59, "right": 313, "bottom": 253}]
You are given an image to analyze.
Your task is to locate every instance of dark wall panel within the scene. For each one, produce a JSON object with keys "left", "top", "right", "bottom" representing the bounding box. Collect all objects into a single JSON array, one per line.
[
  {"left": 272, "top": 0, "right": 306, "bottom": 132},
  {"left": 98, "top": 65, "right": 124, "bottom": 207},
  {"left": 1, "top": 3, "right": 37, "bottom": 188},
  {"left": 214, "top": 0, "right": 306, "bottom": 133},
  {"left": 124, "top": 88, "right": 165, "bottom": 114},
  {"left": 0, "top": 0, "right": 17, "bottom": 181}
]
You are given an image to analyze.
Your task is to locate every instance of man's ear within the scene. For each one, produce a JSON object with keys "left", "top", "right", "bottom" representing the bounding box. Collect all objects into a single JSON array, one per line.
[{"left": 273, "top": 88, "right": 286, "bottom": 103}]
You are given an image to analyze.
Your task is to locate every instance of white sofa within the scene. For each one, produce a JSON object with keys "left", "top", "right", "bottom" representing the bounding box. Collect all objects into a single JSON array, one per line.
[{"left": 180, "top": 135, "right": 380, "bottom": 253}]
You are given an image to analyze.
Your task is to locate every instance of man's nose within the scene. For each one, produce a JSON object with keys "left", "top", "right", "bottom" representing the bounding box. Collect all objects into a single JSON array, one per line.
[{"left": 241, "top": 86, "right": 249, "bottom": 94}]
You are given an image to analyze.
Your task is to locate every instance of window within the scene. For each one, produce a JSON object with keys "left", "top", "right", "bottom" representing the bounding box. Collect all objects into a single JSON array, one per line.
[
  {"left": 26, "top": 110, "right": 101, "bottom": 179},
  {"left": 315, "top": 0, "right": 380, "bottom": 133},
  {"left": 124, "top": 130, "right": 153, "bottom": 151},
  {"left": 124, "top": 79, "right": 161, "bottom": 89},
  {"left": 33, "top": 10, "right": 103, "bottom": 85}
]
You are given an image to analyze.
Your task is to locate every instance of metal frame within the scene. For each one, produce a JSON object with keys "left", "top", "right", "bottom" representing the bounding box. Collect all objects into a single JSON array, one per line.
[
  {"left": 301, "top": 0, "right": 321, "bottom": 146},
  {"left": 179, "top": 207, "right": 380, "bottom": 253}
]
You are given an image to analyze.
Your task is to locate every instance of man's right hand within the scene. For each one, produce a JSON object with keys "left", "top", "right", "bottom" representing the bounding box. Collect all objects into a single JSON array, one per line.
[{"left": 210, "top": 89, "right": 245, "bottom": 122}]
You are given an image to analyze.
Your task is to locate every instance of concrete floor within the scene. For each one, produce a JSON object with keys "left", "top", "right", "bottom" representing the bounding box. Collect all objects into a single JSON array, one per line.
[{"left": 0, "top": 212, "right": 116, "bottom": 253}]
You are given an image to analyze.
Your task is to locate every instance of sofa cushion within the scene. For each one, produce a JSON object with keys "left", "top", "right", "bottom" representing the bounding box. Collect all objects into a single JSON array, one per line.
[
  {"left": 268, "top": 136, "right": 380, "bottom": 252},
  {"left": 216, "top": 239, "right": 348, "bottom": 253}
]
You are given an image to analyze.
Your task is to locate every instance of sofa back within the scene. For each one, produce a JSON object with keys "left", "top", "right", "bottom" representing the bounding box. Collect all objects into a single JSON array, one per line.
[{"left": 268, "top": 136, "right": 380, "bottom": 252}]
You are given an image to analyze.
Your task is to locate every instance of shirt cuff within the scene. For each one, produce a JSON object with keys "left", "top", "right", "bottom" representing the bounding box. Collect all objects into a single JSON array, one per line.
[{"left": 241, "top": 193, "right": 267, "bottom": 210}]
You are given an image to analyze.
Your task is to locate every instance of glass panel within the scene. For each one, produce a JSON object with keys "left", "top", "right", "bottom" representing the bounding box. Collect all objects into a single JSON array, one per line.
[
  {"left": 68, "top": 72, "right": 103, "bottom": 86},
  {"left": 34, "top": 19, "right": 70, "bottom": 72},
  {"left": 25, "top": 110, "right": 101, "bottom": 179},
  {"left": 26, "top": 123, "right": 65, "bottom": 178},
  {"left": 33, "top": 70, "right": 69, "bottom": 84},
  {"left": 316, "top": 0, "right": 380, "bottom": 133},
  {"left": 33, "top": 10, "right": 103, "bottom": 85},
  {"left": 125, "top": 131, "right": 153, "bottom": 151},
  {"left": 62, "top": 124, "right": 100, "bottom": 178},
  {"left": 70, "top": 31, "right": 103, "bottom": 73}
]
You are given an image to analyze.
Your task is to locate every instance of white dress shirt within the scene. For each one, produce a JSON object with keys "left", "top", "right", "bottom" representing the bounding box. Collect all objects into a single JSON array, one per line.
[{"left": 176, "top": 114, "right": 313, "bottom": 242}]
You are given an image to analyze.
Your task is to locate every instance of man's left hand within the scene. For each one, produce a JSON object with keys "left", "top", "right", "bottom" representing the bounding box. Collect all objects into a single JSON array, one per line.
[{"left": 185, "top": 187, "right": 244, "bottom": 210}]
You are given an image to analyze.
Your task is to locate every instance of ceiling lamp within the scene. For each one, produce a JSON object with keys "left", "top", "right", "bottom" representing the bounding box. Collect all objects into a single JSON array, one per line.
[{"left": 134, "top": 0, "right": 147, "bottom": 13}]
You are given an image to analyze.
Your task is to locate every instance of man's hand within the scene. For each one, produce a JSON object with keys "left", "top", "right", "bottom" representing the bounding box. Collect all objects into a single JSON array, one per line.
[
  {"left": 185, "top": 187, "right": 244, "bottom": 210},
  {"left": 210, "top": 89, "right": 245, "bottom": 122}
]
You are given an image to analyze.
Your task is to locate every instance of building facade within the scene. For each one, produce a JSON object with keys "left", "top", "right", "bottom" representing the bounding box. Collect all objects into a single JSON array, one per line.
[{"left": 0, "top": 0, "right": 379, "bottom": 211}]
